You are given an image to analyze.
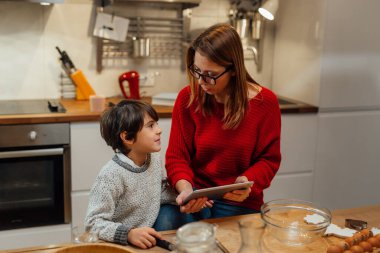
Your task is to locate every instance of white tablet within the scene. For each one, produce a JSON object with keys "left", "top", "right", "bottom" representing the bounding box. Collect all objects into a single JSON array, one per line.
[{"left": 182, "top": 181, "right": 254, "bottom": 204}]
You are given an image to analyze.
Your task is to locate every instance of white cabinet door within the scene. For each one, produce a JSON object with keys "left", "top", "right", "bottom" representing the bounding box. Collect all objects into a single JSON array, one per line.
[
  {"left": 71, "top": 191, "right": 90, "bottom": 230},
  {"left": 158, "top": 118, "right": 172, "bottom": 166},
  {"left": 313, "top": 111, "right": 380, "bottom": 209},
  {"left": 70, "top": 122, "right": 113, "bottom": 191},
  {"left": 264, "top": 114, "right": 318, "bottom": 204},
  {"left": 264, "top": 173, "right": 314, "bottom": 202},
  {"left": 280, "top": 114, "right": 318, "bottom": 174},
  {"left": 264, "top": 114, "right": 317, "bottom": 202}
]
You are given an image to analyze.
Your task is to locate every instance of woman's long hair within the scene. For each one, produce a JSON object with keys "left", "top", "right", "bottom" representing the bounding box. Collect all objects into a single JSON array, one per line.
[{"left": 186, "top": 23, "right": 259, "bottom": 129}]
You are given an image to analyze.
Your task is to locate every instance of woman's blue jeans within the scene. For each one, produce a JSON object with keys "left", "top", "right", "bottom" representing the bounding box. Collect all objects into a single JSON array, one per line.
[{"left": 153, "top": 200, "right": 258, "bottom": 231}]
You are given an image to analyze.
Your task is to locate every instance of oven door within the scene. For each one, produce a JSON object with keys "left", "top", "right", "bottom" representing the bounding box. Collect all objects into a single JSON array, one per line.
[{"left": 0, "top": 146, "right": 71, "bottom": 231}]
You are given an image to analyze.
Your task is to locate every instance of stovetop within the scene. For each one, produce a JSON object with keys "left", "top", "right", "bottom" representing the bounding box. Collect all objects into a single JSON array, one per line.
[{"left": 0, "top": 99, "right": 66, "bottom": 115}]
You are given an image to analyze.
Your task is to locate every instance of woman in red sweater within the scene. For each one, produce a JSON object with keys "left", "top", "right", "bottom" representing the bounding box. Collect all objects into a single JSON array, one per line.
[{"left": 153, "top": 23, "right": 281, "bottom": 231}]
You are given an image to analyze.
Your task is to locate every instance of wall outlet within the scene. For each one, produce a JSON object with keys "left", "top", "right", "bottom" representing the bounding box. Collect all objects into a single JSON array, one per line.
[{"left": 139, "top": 71, "right": 160, "bottom": 87}]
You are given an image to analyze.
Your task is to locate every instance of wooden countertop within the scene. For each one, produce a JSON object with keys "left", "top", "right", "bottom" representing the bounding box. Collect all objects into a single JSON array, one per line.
[
  {"left": 8, "top": 205, "right": 380, "bottom": 253},
  {"left": 0, "top": 96, "right": 317, "bottom": 125},
  {"left": 0, "top": 98, "right": 172, "bottom": 125}
]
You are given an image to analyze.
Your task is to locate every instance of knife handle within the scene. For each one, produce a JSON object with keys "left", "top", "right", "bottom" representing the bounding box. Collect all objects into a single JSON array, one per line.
[{"left": 155, "top": 237, "right": 175, "bottom": 251}]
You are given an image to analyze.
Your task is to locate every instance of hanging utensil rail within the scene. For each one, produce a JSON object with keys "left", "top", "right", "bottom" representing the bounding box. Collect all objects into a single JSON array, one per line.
[{"left": 96, "top": 16, "right": 186, "bottom": 73}]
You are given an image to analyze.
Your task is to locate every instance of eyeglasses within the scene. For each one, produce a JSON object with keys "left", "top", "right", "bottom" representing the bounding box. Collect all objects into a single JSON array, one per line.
[{"left": 188, "top": 64, "right": 231, "bottom": 85}]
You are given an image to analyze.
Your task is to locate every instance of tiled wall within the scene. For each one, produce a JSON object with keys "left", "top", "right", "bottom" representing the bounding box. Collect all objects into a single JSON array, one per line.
[{"left": 0, "top": 0, "right": 274, "bottom": 100}]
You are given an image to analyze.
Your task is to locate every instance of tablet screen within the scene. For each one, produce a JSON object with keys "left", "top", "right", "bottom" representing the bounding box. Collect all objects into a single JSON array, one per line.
[{"left": 182, "top": 181, "right": 254, "bottom": 204}]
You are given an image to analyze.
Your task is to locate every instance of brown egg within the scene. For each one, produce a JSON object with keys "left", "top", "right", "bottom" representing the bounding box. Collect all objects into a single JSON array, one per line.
[
  {"left": 367, "top": 237, "right": 380, "bottom": 248},
  {"left": 350, "top": 245, "right": 364, "bottom": 253},
  {"left": 336, "top": 241, "right": 351, "bottom": 251},
  {"left": 354, "top": 233, "right": 364, "bottom": 244},
  {"left": 343, "top": 251, "right": 354, "bottom": 253},
  {"left": 359, "top": 241, "right": 373, "bottom": 252},
  {"left": 354, "top": 232, "right": 364, "bottom": 242},
  {"left": 360, "top": 229, "right": 373, "bottom": 239},
  {"left": 346, "top": 237, "right": 357, "bottom": 246},
  {"left": 375, "top": 234, "right": 380, "bottom": 241},
  {"left": 326, "top": 245, "right": 343, "bottom": 253}
]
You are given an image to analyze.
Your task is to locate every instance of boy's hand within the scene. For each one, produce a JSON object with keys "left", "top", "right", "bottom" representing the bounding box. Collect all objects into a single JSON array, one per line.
[{"left": 127, "top": 227, "right": 162, "bottom": 249}]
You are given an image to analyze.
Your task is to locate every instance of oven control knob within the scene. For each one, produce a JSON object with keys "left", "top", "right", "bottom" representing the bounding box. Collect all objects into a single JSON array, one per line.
[{"left": 29, "top": 130, "right": 37, "bottom": 141}]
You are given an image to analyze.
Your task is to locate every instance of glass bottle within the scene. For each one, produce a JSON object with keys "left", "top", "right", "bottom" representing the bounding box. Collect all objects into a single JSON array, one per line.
[
  {"left": 238, "top": 217, "right": 265, "bottom": 253},
  {"left": 174, "top": 222, "right": 221, "bottom": 253}
]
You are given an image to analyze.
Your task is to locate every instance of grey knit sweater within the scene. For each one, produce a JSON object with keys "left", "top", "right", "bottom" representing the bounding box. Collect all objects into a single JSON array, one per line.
[{"left": 84, "top": 152, "right": 177, "bottom": 245}]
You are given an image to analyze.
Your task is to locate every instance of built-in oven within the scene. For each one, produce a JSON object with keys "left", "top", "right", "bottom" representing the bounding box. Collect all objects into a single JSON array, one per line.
[{"left": 0, "top": 123, "right": 71, "bottom": 231}]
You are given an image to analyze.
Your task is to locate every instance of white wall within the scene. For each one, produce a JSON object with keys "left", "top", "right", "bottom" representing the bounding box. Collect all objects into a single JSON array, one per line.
[{"left": 0, "top": 0, "right": 274, "bottom": 100}]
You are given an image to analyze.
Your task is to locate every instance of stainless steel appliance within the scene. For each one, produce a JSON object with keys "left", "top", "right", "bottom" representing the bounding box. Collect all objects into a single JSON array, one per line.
[
  {"left": 0, "top": 99, "right": 66, "bottom": 115},
  {"left": 0, "top": 123, "right": 71, "bottom": 231}
]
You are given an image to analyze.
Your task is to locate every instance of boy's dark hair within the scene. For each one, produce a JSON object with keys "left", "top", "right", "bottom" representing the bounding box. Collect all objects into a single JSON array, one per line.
[{"left": 100, "top": 100, "right": 159, "bottom": 154}]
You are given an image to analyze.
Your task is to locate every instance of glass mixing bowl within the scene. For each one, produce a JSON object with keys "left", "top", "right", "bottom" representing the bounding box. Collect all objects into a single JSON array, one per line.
[{"left": 260, "top": 199, "right": 331, "bottom": 246}]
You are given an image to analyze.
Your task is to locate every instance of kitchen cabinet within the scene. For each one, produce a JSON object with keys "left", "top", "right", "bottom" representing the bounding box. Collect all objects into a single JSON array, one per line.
[
  {"left": 313, "top": 111, "right": 380, "bottom": 209},
  {"left": 264, "top": 114, "right": 318, "bottom": 202},
  {"left": 271, "top": 0, "right": 380, "bottom": 211},
  {"left": 70, "top": 122, "right": 113, "bottom": 191}
]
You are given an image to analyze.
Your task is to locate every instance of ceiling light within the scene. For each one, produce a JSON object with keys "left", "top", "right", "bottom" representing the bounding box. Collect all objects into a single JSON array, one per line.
[{"left": 258, "top": 0, "right": 279, "bottom": 20}]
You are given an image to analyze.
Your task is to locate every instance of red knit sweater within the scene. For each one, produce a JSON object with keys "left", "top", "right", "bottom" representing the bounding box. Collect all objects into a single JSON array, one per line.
[{"left": 165, "top": 86, "right": 281, "bottom": 210}]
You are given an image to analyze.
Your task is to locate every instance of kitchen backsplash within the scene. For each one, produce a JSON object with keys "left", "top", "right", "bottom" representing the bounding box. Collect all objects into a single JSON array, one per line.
[{"left": 0, "top": 0, "right": 274, "bottom": 100}]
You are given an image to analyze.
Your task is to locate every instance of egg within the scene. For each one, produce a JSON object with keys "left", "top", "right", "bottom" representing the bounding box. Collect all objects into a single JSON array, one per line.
[
  {"left": 350, "top": 245, "right": 364, "bottom": 253},
  {"left": 375, "top": 234, "right": 380, "bottom": 241},
  {"left": 367, "top": 237, "right": 380, "bottom": 248},
  {"left": 326, "top": 245, "right": 343, "bottom": 253},
  {"left": 360, "top": 229, "right": 373, "bottom": 239},
  {"left": 343, "top": 251, "right": 354, "bottom": 253},
  {"left": 359, "top": 241, "right": 373, "bottom": 252},
  {"left": 353, "top": 233, "right": 364, "bottom": 244},
  {"left": 346, "top": 237, "right": 357, "bottom": 247},
  {"left": 336, "top": 241, "right": 350, "bottom": 251}
]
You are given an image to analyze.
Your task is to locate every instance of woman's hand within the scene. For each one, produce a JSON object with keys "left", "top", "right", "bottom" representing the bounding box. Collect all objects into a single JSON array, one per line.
[
  {"left": 175, "top": 180, "right": 213, "bottom": 214},
  {"left": 127, "top": 227, "right": 161, "bottom": 249},
  {"left": 177, "top": 191, "right": 213, "bottom": 214},
  {"left": 223, "top": 176, "right": 252, "bottom": 202}
]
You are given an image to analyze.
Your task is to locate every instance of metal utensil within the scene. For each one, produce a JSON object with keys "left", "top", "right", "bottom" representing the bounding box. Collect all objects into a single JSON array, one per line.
[
  {"left": 132, "top": 37, "right": 150, "bottom": 58},
  {"left": 216, "top": 239, "right": 230, "bottom": 253}
]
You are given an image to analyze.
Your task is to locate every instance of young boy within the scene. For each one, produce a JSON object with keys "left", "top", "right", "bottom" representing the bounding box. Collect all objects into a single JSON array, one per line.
[{"left": 84, "top": 100, "right": 176, "bottom": 249}]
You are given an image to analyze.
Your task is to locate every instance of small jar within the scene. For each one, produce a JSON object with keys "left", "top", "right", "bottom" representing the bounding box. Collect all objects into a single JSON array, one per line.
[{"left": 175, "top": 222, "right": 220, "bottom": 253}]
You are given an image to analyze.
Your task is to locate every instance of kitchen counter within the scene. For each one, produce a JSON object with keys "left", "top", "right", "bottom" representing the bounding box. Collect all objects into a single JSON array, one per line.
[
  {"left": 7, "top": 205, "right": 380, "bottom": 253},
  {"left": 0, "top": 96, "right": 317, "bottom": 125}
]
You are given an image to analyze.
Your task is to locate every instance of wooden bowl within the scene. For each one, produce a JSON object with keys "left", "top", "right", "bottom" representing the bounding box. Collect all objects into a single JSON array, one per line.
[{"left": 54, "top": 243, "right": 132, "bottom": 253}]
